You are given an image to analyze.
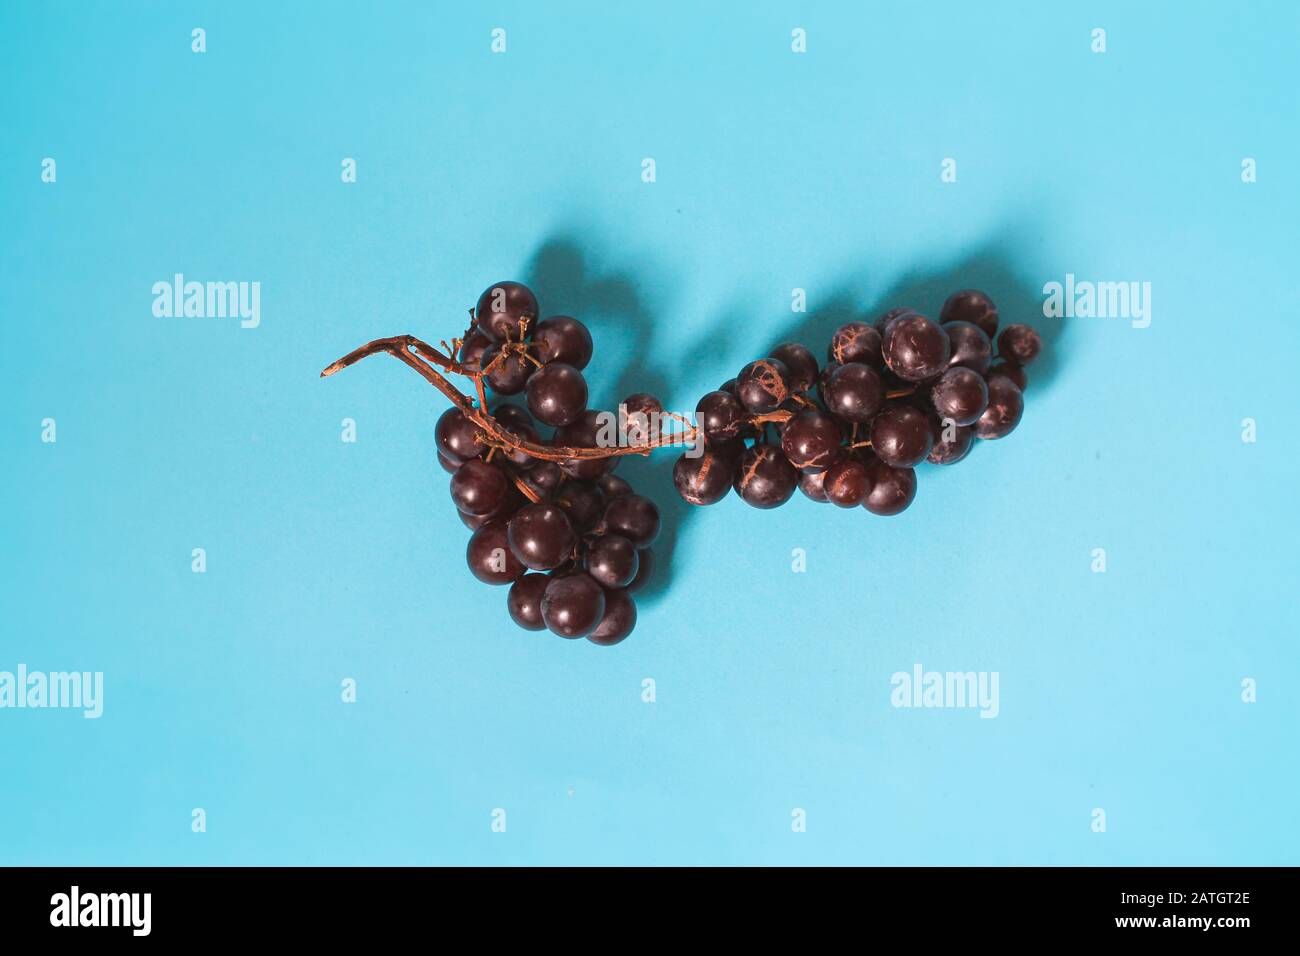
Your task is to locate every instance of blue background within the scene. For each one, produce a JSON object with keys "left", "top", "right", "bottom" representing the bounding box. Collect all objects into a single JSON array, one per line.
[{"left": 2, "top": 1, "right": 1296, "bottom": 865}]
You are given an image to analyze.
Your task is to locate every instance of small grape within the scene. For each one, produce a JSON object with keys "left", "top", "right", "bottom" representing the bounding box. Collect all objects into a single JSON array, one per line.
[
  {"left": 734, "top": 445, "right": 798, "bottom": 509},
  {"left": 673, "top": 449, "right": 733, "bottom": 506},
  {"left": 554, "top": 479, "right": 605, "bottom": 532},
  {"left": 929, "top": 367, "right": 989, "bottom": 427},
  {"left": 596, "top": 474, "right": 633, "bottom": 500},
  {"left": 696, "top": 390, "right": 745, "bottom": 443},
  {"left": 974, "top": 375, "right": 1024, "bottom": 439},
  {"left": 459, "top": 331, "right": 492, "bottom": 369},
  {"left": 481, "top": 344, "right": 533, "bottom": 395},
  {"left": 474, "top": 281, "right": 539, "bottom": 343},
  {"left": 625, "top": 548, "right": 653, "bottom": 594},
  {"left": 939, "top": 289, "right": 998, "bottom": 339},
  {"left": 769, "top": 342, "right": 819, "bottom": 391},
  {"left": 584, "top": 534, "right": 640, "bottom": 589},
  {"left": 735, "top": 358, "right": 791, "bottom": 413},
  {"left": 603, "top": 494, "right": 661, "bottom": 548},
  {"left": 467, "top": 519, "right": 527, "bottom": 584},
  {"left": 780, "top": 410, "right": 844, "bottom": 472},
  {"left": 587, "top": 588, "right": 637, "bottom": 646},
  {"left": 554, "top": 410, "right": 617, "bottom": 480},
  {"left": 873, "top": 307, "right": 917, "bottom": 336},
  {"left": 541, "top": 573, "right": 606, "bottom": 639},
  {"left": 823, "top": 456, "right": 869, "bottom": 508},
  {"left": 862, "top": 457, "right": 917, "bottom": 516},
  {"left": 828, "top": 322, "right": 883, "bottom": 367},
  {"left": 532, "top": 315, "right": 593, "bottom": 369},
  {"left": 450, "top": 458, "right": 511, "bottom": 516},
  {"left": 507, "top": 502, "right": 577, "bottom": 571},
  {"left": 882, "top": 313, "right": 951, "bottom": 382},
  {"left": 927, "top": 418, "right": 974, "bottom": 465},
  {"left": 526, "top": 362, "right": 588, "bottom": 427},
  {"left": 507, "top": 573, "right": 550, "bottom": 630},
  {"left": 997, "top": 324, "right": 1042, "bottom": 366},
  {"left": 435, "top": 407, "right": 486, "bottom": 464},
  {"left": 987, "top": 361, "right": 1028, "bottom": 391},
  {"left": 798, "top": 468, "right": 829, "bottom": 503},
  {"left": 621, "top": 393, "right": 663, "bottom": 445},
  {"left": 823, "top": 362, "right": 884, "bottom": 423},
  {"left": 869, "top": 404, "right": 933, "bottom": 468},
  {"left": 943, "top": 321, "right": 993, "bottom": 375}
]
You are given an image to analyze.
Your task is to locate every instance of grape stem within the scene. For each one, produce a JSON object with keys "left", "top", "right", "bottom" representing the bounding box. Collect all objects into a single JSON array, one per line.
[{"left": 321, "top": 333, "right": 699, "bottom": 463}]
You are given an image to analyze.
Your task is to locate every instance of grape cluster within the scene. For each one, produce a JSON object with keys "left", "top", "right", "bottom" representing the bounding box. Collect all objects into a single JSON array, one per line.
[
  {"left": 674, "top": 290, "right": 1043, "bottom": 515},
  {"left": 437, "top": 281, "right": 662, "bottom": 646}
]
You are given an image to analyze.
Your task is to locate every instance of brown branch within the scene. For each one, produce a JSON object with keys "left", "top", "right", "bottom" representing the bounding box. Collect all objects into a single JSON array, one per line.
[{"left": 322, "top": 334, "right": 698, "bottom": 464}]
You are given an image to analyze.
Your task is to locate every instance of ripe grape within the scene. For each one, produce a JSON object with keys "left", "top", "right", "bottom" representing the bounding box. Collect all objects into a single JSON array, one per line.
[
  {"left": 597, "top": 474, "right": 633, "bottom": 500},
  {"left": 769, "top": 342, "right": 819, "bottom": 391},
  {"left": 435, "top": 407, "right": 486, "bottom": 464},
  {"left": 588, "top": 588, "right": 637, "bottom": 646},
  {"left": 532, "top": 315, "right": 593, "bottom": 369},
  {"left": 734, "top": 445, "right": 798, "bottom": 508},
  {"left": 467, "top": 519, "right": 527, "bottom": 584},
  {"left": 621, "top": 392, "right": 662, "bottom": 445},
  {"left": 553, "top": 479, "right": 605, "bottom": 531},
  {"left": 823, "top": 456, "right": 869, "bottom": 508},
  {"left": 450, "top": 458, "right": 511, "bottom": 515},
  {"left": 526, "top": 362, "right": 588, "bottom": 427},
  {"left": 943, "top": 320, "right": 993, "bottom": 374},
  {"left": 862, "top": 457, "right": 917, "bottom": 516},
  {"left": 869, "top": 404, "right": 933, "bottom": 468},
  {"left": 541, "top": 573, "right": 606, "bottom": 639},
  {"left": 481, "top": 343, "right": 533, "bottom": 395},
  {"left": 799, "top": 468, "right": 829, "bottom": 502},
  {"left": 625, "top": 548, "right": 653, "bottom": 593},
  {"left": 437, "top": 451, "right": 459, "bottom": 474},
  {"left": 507, "top": 574, "right": 550, "bottom": 630},
  {"left": 927, "top": 418, "right": 974, "bottom": 465},
  {"left": 673, "top": 449, "right": 733, "bottom": 506},
  {"left": 780, "top": 410, "right": 844, "bottom": 471},
  {"left": 828, "top": 322, "right": 883, "bottom": 367},
  {"left": 522, "top": 459, "right": 563, "bottom": 495},
  {"left": 603, "top": 494, "right": 661, "bottom": 548},
  {"left": 823, "top": 362, "right": 884, "bottom": 423},
  {"left": 882, "top": 313, "right": 951, "bottom": 382},
  {"left": 459, "top": 331, "right": 491, "bottom": 369},
  {"left": 974, "top": 375, "right": 1024, "bottom": 439},
  {"left": 584, "top": 534, "right": 640, "bottom": 589},
  {"left": 997, "top": 324, "right": 1042, "bottom": 366},
  {"left": 929, "top": 367, "right": 989, "bottom": 427},
  {"left": 506, "top": 502, "right": 577, "bottom": 571},
  {"left": 696, "top": 390, "right": 745, "bottom": 442},
  {"left": 735, "top": 358, "right": 790, "bottom": 413},
  {"left": 873, "top": 307, "right": 917, "bottom": 336},
  {"left": 475, "top": 281, "right": 539, "bottom": 343},
  {"left": 940, "top": 289, "right": 998, "bottom": 339}
]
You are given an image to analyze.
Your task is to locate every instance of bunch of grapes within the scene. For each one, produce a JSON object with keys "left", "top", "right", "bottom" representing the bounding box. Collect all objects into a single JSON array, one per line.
[
  {"left": 433, "top": 282, "right": 664, "bottom": 646},
  {"left": 673, "top": 290, "right": 1043, "bottom": 514}
]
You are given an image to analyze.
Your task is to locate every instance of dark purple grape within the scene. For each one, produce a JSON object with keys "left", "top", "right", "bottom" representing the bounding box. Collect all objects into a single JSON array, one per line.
[
  {"left": 497, "top": 420, "right": 540, "bottom": 468},
  {"left": 882, "top": 313, "right": 951, "bottom": 382},
  {"left": 507, "top": 502, "right": 577, "bottom": 571},
  {"left": 507, "top": 573, "right": 550, "bottom": 630},
  {"left": 435, "top": 407, "right": 486, "bottom": 465},
  {"left": 492, "top": 402, "right": 534, "bottom": 431},
  {"left": 475, "top": 281, "right": 539, "bottom": 343},
  {"left": 588, "top": 588, "right": 637, "bottom": 646},
  {"left": 927, "top": 419, "right": 974, "bottom": 465},
  {"left": 459, "top": 331, "right": 491, "bottom": 369},
  {"left": 467, "top": 519, "right": 527, "bottom": 584},
  {"left": 780, "top": 410, "right": 844, "bottom": 471},
  {"left": 481, "top": 344, "right": 533, "bottom": 395},
  {"left": 735, "top": 358, "right": 791, "bottom": 413},
  {"left": 823, "top": 456, "right": 869, "bottom": 508},
  {"left": 734, "top": 445, "right": 798, "bottom": 509},
  {"left": 437, "top": 451, "right": 460, "bottom": 474},
  {"left": 940, "top": 289, "right": 998, "bottom": 340},
  {"left": 828, "top": 322, "right": 883, "bottom": 367},
  {"left": 603, "top": 494, "right": 660, "bottom": 548},
  {"left": 626, "top": 548, "right": 653, "bottom": 593},
  {"left": 799, "top": 468, "right": 829, "bottom": 502},
  {"left": 526, "top": 362, "right": 588, "bottom": 427},
  {"left": 450, "top": 458, "right": 510, "bottom": 515},
  {"left": 943, "top": 320, "right": 993, "bottom": 375},
  {"left": 695, "top": 390, "right": 745, "bottom": 443},
  {"left": 621, "top": 393, "right": 662, "bottom": 445},
  {"left": 929, "top": 367, "right": 989, "bottom": 427},
  {"left": 522, "top": 459, "right": 563, "bottom": 495},
  {"left": 719, "top": 378, "right": 738, "bottom": 396},
  {"left": 597, "top": 474, "right": 633, "bottom": 500},
  {"left": 974, "top": 376, "right": 1024, "bottom": 439},
  {"left": 823, "top": 362, "right": 885, "bottom": 423},
  {"left": 673, "top": 449, "right": 733, "bottom": 506},
  {"left": 862, "top": 457, "right": 917, "bottom": 516},
  {"left": 532, "top": 315, "right": 593, "bottom": 369},
  {"left": 869, "top": 404, "right": 933, "bottom": 468},
  {"left": 553, "top": 479, "right": 605, "bottom": 531},
  {"left": 874, "top": 306, "right": 918, "bottom": 335},
  {"left": 987, "top": 361, "right": 1028, "bottom": 391},
  {"left": 997, "top": 324, "right": 1042, "bottom": 366},
  {"left": 769, "top": 343, "right": 819, "bottom": 391},
  {"left": 584, "top": 534, "right": 639, "bottom": 589},
  {"left": 554, "top": 410, "right": 616, "bottom": 480},
  {"left": 541, "top": 573, "right": 606, "bottom": 639}
]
